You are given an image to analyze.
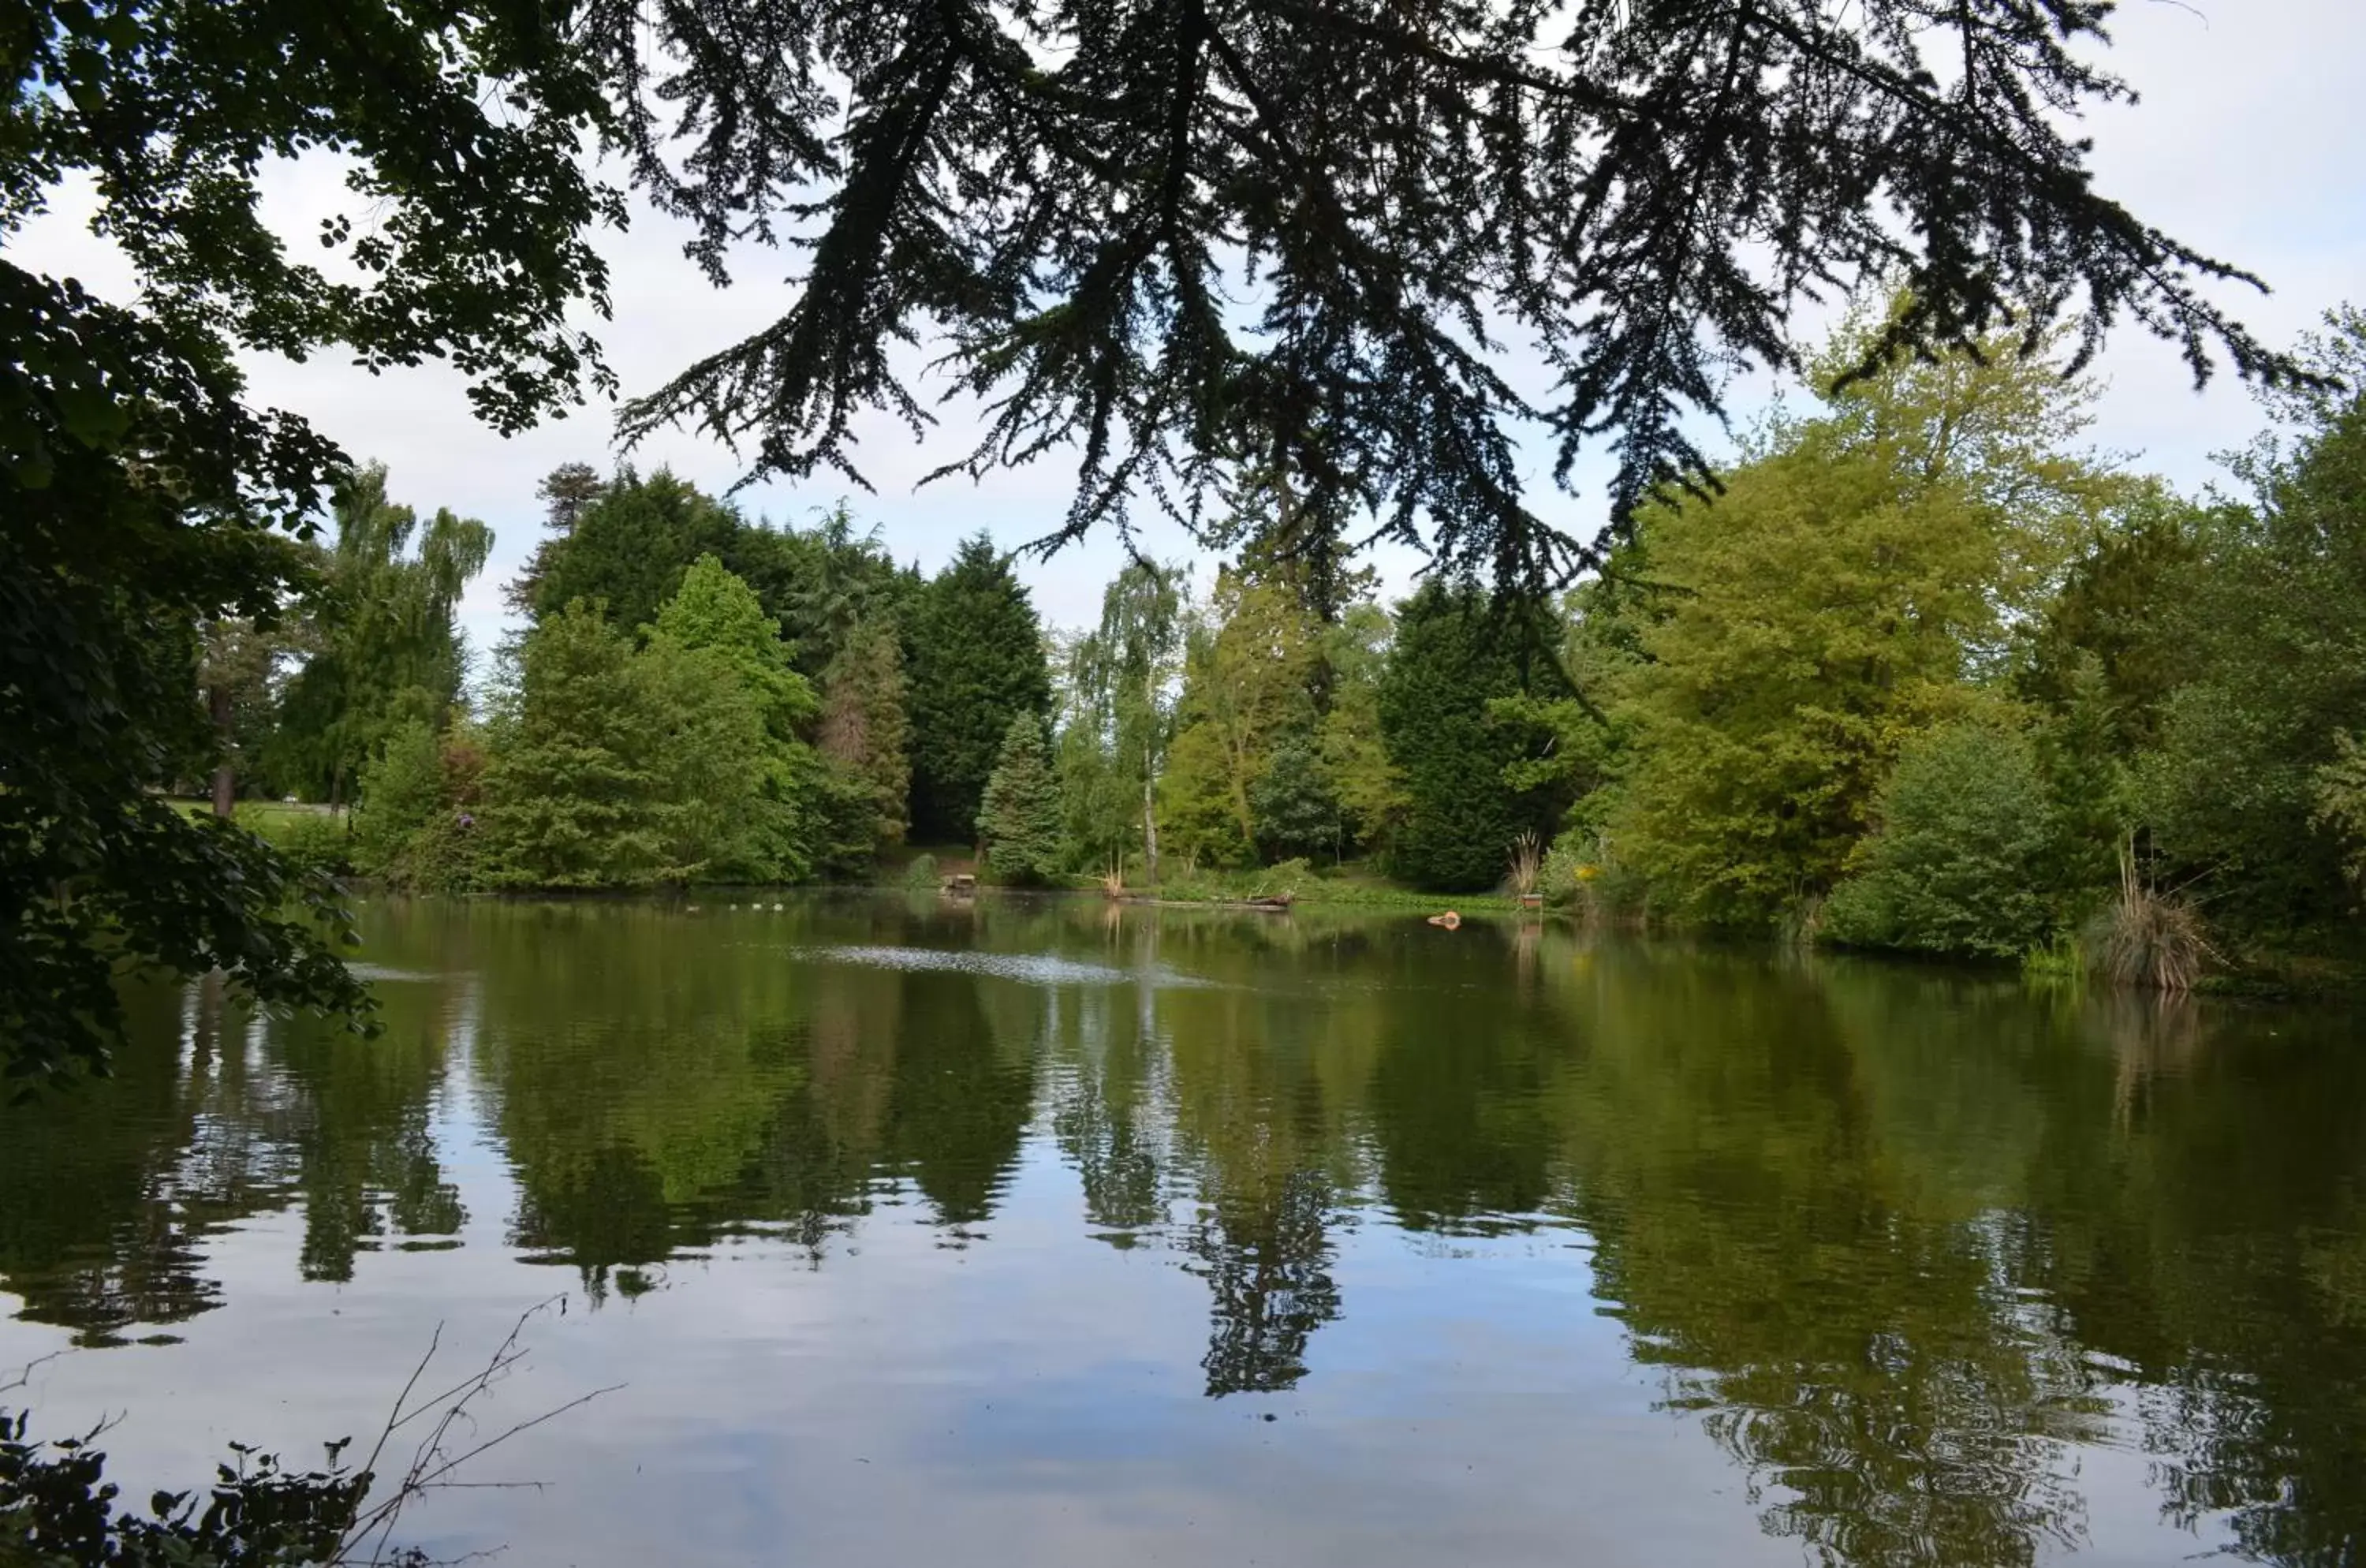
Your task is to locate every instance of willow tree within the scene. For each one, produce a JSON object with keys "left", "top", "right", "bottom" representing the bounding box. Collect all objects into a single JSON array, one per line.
[
  {"left": 596, "top": 0, "right": 2294, "bottom": 598},
  {"left": 273, "top": 464, "right": 493, "bottom": 806}
]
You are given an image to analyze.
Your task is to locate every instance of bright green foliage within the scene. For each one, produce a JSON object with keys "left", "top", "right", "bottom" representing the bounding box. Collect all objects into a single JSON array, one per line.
[
  {"left": 1064, "top": 564, "right": 1187, "bottom": 879},
  {"left": 978, "top": 716, "right": 1065, "bottom": 885},
  {"left": 479, "top": 603, "right": 667, "bottom": 890},
  {"left": 2315, "top": 734, "right": 2366, "bottom": 897},
  {"left": 1161, "top": 569, "right": 1323, "bottom": 863},
  {"left": 1823, "top": 723, "right": 2064, "bottom": 959},
  {"left": 649, "top": 556, "right": 821, "bottom": 880},
  {"left": 1377, "top": 581, "right": 1552, "bottom": 891},
  {"left": 271, "top": 463, "right": 491, "bottom": 803},
  {"left": 528, "top": 469, "right": 740, "bottom": 636},
  {"left": 2140, "top": 308, "right": 2366, "bottom": 930},
  {"left": 1159, "top": 720, "right": 1253, "bottom": 871},
  {"left": 651, "top": 555, "right": 820, "bottom": 741},
  {"left": 1607, "top": 320, "right": 2113, "bottom": 928},
  {"left": 818, "top": 618, "right": 914, "bottom": 861},
  {"left": 353, "top": 721, "right": 446, "bottom": 875},
  {"left": 1315, "top": 605, "right": 1408, "bottom": 854},
  {"left": 905, "top": 536, "right": 1052, "bottom": 843}
]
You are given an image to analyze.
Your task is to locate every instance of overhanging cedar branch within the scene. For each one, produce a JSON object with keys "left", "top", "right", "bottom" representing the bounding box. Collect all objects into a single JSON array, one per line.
[{"left": 592, "top": 0, "right": 2303, "bottom": 605}]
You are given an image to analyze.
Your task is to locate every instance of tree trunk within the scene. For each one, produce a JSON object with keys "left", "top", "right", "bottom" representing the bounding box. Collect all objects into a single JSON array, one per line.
[
  {"left": 1141, "top": 772, "right": 1160, "bottom": 887},
  {"left": 208, "top": 683, "right": 236, "bottom": 819}
]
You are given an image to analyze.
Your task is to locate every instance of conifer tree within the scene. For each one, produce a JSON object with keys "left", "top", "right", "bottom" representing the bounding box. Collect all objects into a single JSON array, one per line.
[
  {"left": 977, "top": 715, "right": 1065, "bottom": 885},
  {"left": 819, "top": 617, "right": 914, "bottom": 854},
  {"left": 906, "top": 535, "right": 1053, "bottom": 843},
  {"left": 480, "top": 603, "right": 668, "bottom": 890},
  {"left": 1377, "top": 583, "right": 1552, "bottom": 891}
]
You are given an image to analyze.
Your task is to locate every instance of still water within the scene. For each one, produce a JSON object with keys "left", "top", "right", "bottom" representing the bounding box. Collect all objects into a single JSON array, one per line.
[{"left": 4, "top": 895, "right": 2364, "bottom": 1566}]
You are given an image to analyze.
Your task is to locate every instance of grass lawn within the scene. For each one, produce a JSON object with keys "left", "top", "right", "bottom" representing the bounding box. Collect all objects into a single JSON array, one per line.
[{"left": 170, "top": 797, "right": 345, "bottom": 840}]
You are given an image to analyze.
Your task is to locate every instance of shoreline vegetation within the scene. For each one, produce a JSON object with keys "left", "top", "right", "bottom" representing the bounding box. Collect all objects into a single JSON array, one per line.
[
  {"left": 178, "top": 301, "right": 2366, "bottom": 1006},
  {"left": 170, "top": 801, "right": 2346, "bottom": 996}
]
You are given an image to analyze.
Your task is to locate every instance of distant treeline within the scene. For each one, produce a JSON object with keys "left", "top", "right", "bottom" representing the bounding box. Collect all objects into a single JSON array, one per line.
[{"left": 211, "top": 298, "right": 2366, "bottom": 977}]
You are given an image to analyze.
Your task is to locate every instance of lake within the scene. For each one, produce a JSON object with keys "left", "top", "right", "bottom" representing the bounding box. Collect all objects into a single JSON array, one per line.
[{"left": 3, "top": 894, "right": 2364, "bottom": 1566}]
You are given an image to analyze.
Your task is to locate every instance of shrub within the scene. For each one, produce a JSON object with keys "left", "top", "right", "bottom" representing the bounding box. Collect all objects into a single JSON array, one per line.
[
  {"left": 905, "top": 852, "right": 940, "bottom": 890},
  {"left": 267, "top": 812, "right": 355, "bottom": 879},
  {"left": 1822, "top": 722, "right": 2061, "bottom": 959}
]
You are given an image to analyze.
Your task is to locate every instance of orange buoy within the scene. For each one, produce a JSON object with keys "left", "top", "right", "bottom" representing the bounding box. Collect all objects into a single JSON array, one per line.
[{"left": 1427, "top": 910, "right": 1461, "bottom": 930}]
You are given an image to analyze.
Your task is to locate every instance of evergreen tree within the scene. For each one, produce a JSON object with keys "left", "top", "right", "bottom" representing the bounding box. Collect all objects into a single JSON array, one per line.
[
  {"left": 506, "top": 462, "right": 611, "bottom": 614},
  {"left": 646, "top": 557, "right": 823, "bottom": 881},
  {"left": 1377, "top": 583, "right": 1551, "bottom": 892},
  {"left": 605, "top": 0, "right": 2282, "bottom": 599},
  {"left": 1250, "top": 730, "right": 1342, "bottom": 864},
  {"left": 636, "top": 635, "right": 780, "bottom": 883},
  {"left": 817, "top": 617, "right": 913, "bottom": 857},
  {"left": 905, "top": 535, "right": 1053, "bottom": 844},
  {"left": 479, "top": 603, "right": 667, "bottom": 890},
  {"left": 977, "top": 715, "right": 1065, "bottom": 885},
  {"left": 527, "top": 469, "right": 740, "bottom": 634}
]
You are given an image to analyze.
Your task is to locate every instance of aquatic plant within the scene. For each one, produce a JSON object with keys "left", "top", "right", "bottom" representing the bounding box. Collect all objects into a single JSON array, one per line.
[{"left": 2095, "top": 850, "right": 2214, "bottom": 993}]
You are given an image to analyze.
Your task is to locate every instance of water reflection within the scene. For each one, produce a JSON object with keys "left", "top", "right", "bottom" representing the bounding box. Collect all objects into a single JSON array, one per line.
[{"left": 1, "top": 896, "right": 2362, "bottom": 1566}]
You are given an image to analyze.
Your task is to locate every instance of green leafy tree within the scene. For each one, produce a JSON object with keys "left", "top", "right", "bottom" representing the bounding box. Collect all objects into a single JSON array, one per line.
[
  {"left": 977, "top": 716, "right": 1065, "bottom": 885},
  {"left": 352, "top": 720, "right": 446, "bottom": 876},
  {"left": 1377, "top": 582, "right": 1554, "bottom": 891},
  {"left": 271, "top": 462, "right": 491, "bottom": 805},
  {"left": 636, "top": 637, "right": 778, "bottom": 883},
  {"left": 2016, "top": 487, "right": 2207, "bottom": 756},
  {"left": 196, "top": 608, "right": 300, "bottom": 815},
  {"left": 1823, "top": 722, "right": 2064, "bottom": 959},
  {"left": 2141, "top": 308, "right": 2366, "bottom": 931},
  {"left": 1065, "top": 564, "right": 1187, "bottom": 881},
  {"left": 1608, "top": 316, "right": 2116, "bottom": 927},
  {"left": 905, "top": 535, "right": 1053, "bottom": 843},
  {"left": 353, "top": 720, "right": 491, "bottom": 894},
  {"left": 1164, "top": 569, "right": 1324, "bottom": 857},
  {"left": 479, "top": 603, "right": 667, "bottom": 890},
  {"left": 1315, "top": 603, "right": 1408, "bottom": 857},
  {"left": 780, "top": 505, "right": 917, "bottom": 677}
]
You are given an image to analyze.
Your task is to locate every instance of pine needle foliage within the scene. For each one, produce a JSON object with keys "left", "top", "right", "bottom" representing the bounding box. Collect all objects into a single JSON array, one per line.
[{"left": 593, "top": 0, "right": 2297, "bottom": 598}]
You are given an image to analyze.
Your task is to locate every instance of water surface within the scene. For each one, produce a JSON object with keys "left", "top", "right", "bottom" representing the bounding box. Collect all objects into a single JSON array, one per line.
[{"left": 3, "top": 895, "right": 2363, "bottom": 1566}]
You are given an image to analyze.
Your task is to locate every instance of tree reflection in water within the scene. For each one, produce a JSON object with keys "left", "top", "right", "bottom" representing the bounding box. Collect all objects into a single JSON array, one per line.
[{"left": 2, "top": 896, "right": 2362, "bottom": 1566}]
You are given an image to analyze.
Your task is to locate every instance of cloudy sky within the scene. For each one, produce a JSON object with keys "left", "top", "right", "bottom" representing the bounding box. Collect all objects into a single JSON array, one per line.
[{"left": 18, "top": 0, "right": 2364, "bottom": 655}]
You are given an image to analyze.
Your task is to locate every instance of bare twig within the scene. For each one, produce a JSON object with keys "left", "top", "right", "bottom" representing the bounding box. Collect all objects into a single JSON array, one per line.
[{"left": 329, "top": 1297, "right": 620, "bottom": 1568}]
